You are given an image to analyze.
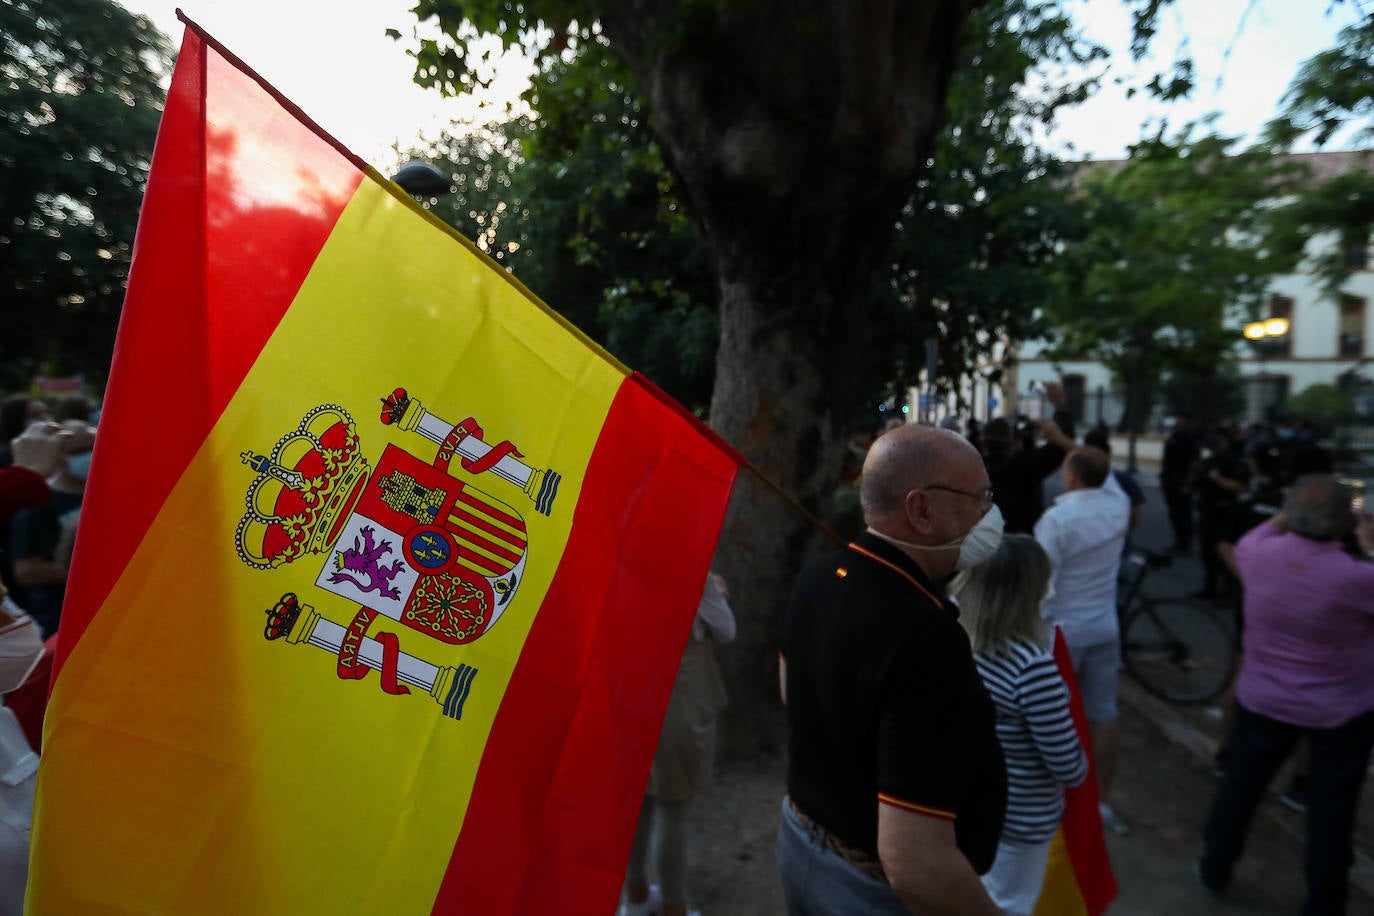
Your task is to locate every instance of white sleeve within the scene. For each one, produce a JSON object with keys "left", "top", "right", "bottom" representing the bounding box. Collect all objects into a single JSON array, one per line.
[
  {"left": 695, "top": 572, "right": 737, "bottom": 643},
  {"left": 1034, "top": 513, "right": 1065, "bottom": 617},
  {"left": 1102, "top": 472, "right": 1124, "bottom": 498}
]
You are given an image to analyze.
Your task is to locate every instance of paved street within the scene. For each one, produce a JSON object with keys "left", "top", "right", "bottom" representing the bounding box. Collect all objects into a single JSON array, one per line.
[
  {"left": 678, "top": 464, "right": 1374, "bottom": 915},
  {"left": 1112, "top": 471, "right": 1373, "bottom": 914}
]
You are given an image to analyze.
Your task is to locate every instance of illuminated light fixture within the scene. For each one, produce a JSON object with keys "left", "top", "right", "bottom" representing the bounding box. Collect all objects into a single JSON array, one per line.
[
  {"left": 1264, "top": 317, "right": 1290, "bottom": 337},
  {"left": 1244, "top": 322, "right": 1267, "bottom": 340}
]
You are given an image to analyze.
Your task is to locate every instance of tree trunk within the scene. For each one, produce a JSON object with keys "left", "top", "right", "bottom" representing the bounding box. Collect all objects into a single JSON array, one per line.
[{"left": 602, "top": 0, "right": 981, "bottom": 757}]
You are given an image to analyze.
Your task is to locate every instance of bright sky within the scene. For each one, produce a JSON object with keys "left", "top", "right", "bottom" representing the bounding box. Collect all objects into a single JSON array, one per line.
[
  {"left": 116, "top": 0, "right": 534, "bottom": 168},
  {"left": 117, "top": 0, "right": 1363, "bottom": 169},
  {"left": 1050, "top": 0, "right": 1365, "bottom": 158}
]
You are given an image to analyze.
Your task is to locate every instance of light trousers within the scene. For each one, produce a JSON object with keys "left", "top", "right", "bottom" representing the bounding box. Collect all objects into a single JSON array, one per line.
[
  {"left": 980, "top": 836, "right": 1053, "bottom": 916},
  {"left": 626, "top": 795, "right": 691, "bottom": 905}
]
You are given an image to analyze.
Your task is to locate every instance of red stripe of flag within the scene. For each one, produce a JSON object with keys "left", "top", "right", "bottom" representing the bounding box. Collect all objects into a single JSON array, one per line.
[
  {"left": 53, "top": 28, "right": 363, "bottom": 680},
  {"left": 448, "top": 509, "right": 525, "bottom": 559},
  {"left": 455, "top": 548, "right": 509, "bottom": 577},
  {"left": 1051, "top": 628, "right": 1118, "bottom": 915},
  {"left": 429, "top": 376, "right": 738, "bottom": 915},
  {"left": 456, "top": 490, "right": 525, "bottom": 531},
  {"left": 450, "top": 505, "right": 527, "bottom": 550}
]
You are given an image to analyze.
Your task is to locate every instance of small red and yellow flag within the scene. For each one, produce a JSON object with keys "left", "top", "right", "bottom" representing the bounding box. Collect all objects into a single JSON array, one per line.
[
  {"left": 28, "top": 18, "right": 740, "bottom": 915},
  {"left": 1033, "top": 629, "right": 1119, "bottom": 916}
]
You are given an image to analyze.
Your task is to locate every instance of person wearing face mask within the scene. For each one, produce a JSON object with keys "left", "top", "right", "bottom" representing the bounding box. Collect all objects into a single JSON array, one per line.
[
  {"left": 8, "top": 420, "right": 96, "bottom": 636},
  {"left": 0, "top": 579, "right": 44, "bottom": 916},
  {"left": 1033, "top": 447, "right": 1131, "bottom": 836},
  {"left": 776, "top": 424, "right": 1007, "bottom": 916}
]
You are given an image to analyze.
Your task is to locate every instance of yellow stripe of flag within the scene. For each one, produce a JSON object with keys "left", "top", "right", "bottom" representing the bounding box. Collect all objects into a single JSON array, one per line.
[{"left": 33, "top": 178, "right": 626, "bottom": 913}]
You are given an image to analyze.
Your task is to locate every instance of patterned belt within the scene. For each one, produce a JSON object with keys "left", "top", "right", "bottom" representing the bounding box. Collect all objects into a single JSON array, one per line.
[{"left": 787, "top": 796, "right": 888, "bottom": 884}]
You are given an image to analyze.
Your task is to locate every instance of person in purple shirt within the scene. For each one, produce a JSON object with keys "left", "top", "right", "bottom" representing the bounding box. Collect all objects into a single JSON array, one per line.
[{"left": 1197, "top": 475, "right": 1374, "bottom": 915}]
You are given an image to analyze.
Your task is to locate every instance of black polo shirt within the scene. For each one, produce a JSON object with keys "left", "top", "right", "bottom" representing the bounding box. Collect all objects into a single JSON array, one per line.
[{"left": 783, "top": 531, "right": 1007, "bottom": 873}]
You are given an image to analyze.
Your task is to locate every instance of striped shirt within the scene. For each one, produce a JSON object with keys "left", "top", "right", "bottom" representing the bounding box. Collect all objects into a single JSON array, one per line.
[{"left": 974, "top": 637, "right": 1088, "bottom": 842}]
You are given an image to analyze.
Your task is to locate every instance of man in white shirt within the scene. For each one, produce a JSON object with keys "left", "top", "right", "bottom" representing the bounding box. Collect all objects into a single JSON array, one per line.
[{"left": 1034, "top": 446, "right": 1131, "bottom": 833}]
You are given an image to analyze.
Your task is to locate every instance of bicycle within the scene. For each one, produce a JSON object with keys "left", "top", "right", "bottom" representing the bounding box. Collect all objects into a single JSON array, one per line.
[{"left": 1115, "top": 548, "right": 1239, "bottom": 704}]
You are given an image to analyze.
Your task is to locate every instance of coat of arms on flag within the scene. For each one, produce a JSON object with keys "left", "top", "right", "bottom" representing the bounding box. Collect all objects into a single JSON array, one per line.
[
  {"left": 235, "top": 389, "right": 561, "bottom": 719},
  {"left": 28, "top": 15, "right": 741, "bottom": 916}
]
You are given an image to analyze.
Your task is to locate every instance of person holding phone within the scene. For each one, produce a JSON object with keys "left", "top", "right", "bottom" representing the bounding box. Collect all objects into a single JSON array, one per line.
[{"left": 1198, "top": 475, "right": 1374, "bottom": 914}]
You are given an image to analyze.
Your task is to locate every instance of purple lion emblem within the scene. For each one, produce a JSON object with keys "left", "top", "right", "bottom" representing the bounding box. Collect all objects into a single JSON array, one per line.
[{"left": 329, "top": 526, "right": 405, "bottom": 600}]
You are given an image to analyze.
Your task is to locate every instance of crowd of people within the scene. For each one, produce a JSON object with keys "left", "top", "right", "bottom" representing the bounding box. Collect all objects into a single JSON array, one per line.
[
  {"left": 616, "top": 406, "right": 1371, "bottom": 916},
  {"left": 0, "top": 391, "right": 100, "bottom": 915},
  {"left": 2, "top": 384, "right": 1370, "bottom": 916}
]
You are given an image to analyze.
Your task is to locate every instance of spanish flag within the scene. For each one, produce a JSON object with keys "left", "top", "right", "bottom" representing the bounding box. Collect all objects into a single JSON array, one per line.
[
  {"left": 27, "top": 18, "right": 739, "bottom": 915},
  {"left": 1033, "top": 629, "right": 1119, "bottom": 915}
]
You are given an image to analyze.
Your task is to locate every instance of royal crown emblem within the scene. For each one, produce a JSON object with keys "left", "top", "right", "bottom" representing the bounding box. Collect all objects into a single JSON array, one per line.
[
  {"left": 235, "top": 406, "right": 370, "bottom": 570},
  {"left": 238, "top": 390, "right": 561, "bottom": 723}
]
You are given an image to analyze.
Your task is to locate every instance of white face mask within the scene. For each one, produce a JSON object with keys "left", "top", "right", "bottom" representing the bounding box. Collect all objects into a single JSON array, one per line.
[
  {"left": 870, "top": 504, "right": 1006, "bottom": 571},
  {"left": 0, "top": 601, "right": 45, "bottom": 695},
  {"left": 951, "top": 504, "right": 1005, "bottom": 570}
]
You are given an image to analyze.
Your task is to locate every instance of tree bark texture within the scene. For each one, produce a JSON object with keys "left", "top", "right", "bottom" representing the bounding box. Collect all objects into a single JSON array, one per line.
[{"left": 602, "top": 1, "right": 981, "bottom": 755}]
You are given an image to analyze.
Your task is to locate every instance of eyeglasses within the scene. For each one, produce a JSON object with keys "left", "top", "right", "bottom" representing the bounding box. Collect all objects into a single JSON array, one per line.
[{"left": 922, "top": 484, "right": 995, "bottom": 510}]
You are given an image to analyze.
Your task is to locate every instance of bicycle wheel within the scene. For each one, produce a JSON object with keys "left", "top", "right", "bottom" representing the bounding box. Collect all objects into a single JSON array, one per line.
[{"left": 1121, "top": 597, "right": 1238, "bottom": 704}]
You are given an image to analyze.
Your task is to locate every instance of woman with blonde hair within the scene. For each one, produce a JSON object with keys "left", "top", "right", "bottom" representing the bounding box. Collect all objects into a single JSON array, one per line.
[{"left": 952, "top": 534, "right": 1088, "bottom": 915}]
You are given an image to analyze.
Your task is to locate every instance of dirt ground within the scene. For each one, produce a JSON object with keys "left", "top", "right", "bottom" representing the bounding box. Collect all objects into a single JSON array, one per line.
[{"left": 674, "top": 686, "right": 1374, "bottom": 915}]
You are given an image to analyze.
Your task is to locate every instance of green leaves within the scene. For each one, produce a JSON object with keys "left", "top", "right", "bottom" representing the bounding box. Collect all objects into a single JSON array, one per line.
[
  {"left": 400, "top": 0, "right": 1124, "bottom": 423},
  {"left": 866, "top": 0, "right": 1099, "bottom": 414},
  {"left": 1260, "top": 10, "right": 1374, "bottom": 309},
  {"left": 1267, "top": 164, "right": 1374, "bottom": 303},
  {"left": 403, "top": 0, "right": 597, "bottom": 96},
  {"left": 1, "top": 0, "right": 171, "bottom": 388},
  {"left": 402, "top": 39, "right": 718, "bottom": 412},
  {"left": 1041, "top": 129, "right": 1302, "bottom": 386},
  {"left": 1266, "top": 14, "right": 1374, "bottom": 150}
]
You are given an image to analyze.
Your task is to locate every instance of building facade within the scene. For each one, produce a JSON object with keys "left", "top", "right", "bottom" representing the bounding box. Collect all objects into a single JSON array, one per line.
[{"left": 1008, "top": 150, "right": 1374, "bottom": 428}]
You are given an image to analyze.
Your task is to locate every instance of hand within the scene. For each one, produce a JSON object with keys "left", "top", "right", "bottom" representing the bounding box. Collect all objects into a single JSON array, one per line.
[
  {"left": 1269, "top": 512, "right": 1288, "bottom": 533},
  {"left": 1035, "top": 417, "right": 1072, "bottom": 449}
]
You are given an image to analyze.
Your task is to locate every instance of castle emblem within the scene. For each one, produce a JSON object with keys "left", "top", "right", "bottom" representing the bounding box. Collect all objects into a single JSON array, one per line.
[{"left": 236, "top": 391, "right": 561, "bottom": 721}]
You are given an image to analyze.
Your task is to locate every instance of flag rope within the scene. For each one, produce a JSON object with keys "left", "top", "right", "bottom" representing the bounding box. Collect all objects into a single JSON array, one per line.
[{"left": 744, "top": 463, "right": 846, "bottom": 546}]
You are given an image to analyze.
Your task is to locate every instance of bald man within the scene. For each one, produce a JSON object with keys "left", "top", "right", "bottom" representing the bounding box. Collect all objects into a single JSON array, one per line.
[{"left": 776, "top": 426, "right": 1007, "bottom": 915}]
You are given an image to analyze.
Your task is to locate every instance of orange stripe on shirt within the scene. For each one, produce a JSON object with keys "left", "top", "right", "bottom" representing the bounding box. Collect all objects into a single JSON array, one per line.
[
  {"left": 846, "top": 544, "right": 945, "bottom": 611},
  {"left": 878, "top": 793, "right": 957, "bottom": 821}
]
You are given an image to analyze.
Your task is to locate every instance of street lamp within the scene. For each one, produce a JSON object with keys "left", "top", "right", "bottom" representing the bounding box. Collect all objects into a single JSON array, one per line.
[
  {"left": 1244, "top": 317, "right": 1290, "bottom": 341},
  {"left": 391, "top": 161, "right": 452, "bottom": 197},
  {"left": 1243, "top": 318, "right": 1291, "bottom": 420}
]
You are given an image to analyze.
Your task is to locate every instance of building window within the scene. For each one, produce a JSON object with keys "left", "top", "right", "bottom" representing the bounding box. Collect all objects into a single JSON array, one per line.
[
  {"left": 1268, "top": 295, "right": 1294, "bottom": 358},
  {"left": 1339, "top": 294, "right": 1366, "bottom": 358},
  {"left": 1345, "top": 239, "right": 1369, "bottom": 270}
]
